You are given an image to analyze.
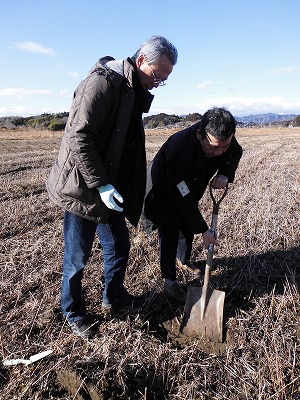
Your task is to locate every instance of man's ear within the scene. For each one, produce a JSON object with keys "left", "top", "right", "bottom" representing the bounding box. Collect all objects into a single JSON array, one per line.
[{"left": 136, "top": 54, "right": 146, "bottom": 68}]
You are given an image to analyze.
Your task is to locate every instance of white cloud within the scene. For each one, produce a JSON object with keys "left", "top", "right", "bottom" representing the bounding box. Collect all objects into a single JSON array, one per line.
[
  {"left": 151, "top": 96, "right": 300, "bottom": 117},
  {"left": 266, "top": 65, "right": 300, "bottom": 75},
  {"left": 195, "top": 96, "right": 300, "bottom": 116},
  {"left": 15, "top": 41, "right": 56, "bottom": 56},
  {"left": 0, "top": 88, "right": 50, "bottom": 98},
  {"left": 0, "top": 104, "right": 64, "bottom": 117},
  {"left": 0, "top": 105, "right": 35, "bottom": 116},
  {"left": 67, "top": 71, "right": 79, "bottom": 78},
  {"left": 148, "top": 107, "right": 176, "bottom": 115},
  {"left": 196, "top": 80, "right": 213, "bottom": 90},
  {"left": 59, "top": 89, "right": 72, "bottom": 99}
]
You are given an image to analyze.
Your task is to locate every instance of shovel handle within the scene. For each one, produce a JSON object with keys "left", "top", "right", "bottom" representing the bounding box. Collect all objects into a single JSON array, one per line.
[
  {"left": 209, "top": 182, "right": 228, "bottom": 216},
  {"left": 203, "top": 183, "right": 229, "bottom": 295}
]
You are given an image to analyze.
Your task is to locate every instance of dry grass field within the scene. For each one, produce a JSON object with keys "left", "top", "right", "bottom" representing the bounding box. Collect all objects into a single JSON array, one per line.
[{"left": 0, "top": 126, "right": 299, "bottom": 399}]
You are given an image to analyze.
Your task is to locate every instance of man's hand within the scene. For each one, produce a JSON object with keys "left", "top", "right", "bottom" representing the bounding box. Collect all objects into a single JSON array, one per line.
[
  {"left": 210, "top": 174, "right": 228, "bottom": 189},
  {"left": 202, "top": 229, "right": 219, "bottom": 249},
  {"left": 97, "top": 184, "right": 124, "bottom": 212}
]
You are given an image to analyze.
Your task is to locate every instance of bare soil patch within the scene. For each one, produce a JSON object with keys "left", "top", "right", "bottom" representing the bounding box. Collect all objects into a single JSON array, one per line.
[{"left": 0, "top": 127, "right": 299, "bottom": 399}]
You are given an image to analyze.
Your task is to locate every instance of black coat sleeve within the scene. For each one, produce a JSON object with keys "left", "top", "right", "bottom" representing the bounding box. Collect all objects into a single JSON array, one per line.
[
  {"left": 147, "top": 128, "right": 209, "bottom": 233},
  {"left": 146, "top": 128, "right": 243, "bottom": 234}
]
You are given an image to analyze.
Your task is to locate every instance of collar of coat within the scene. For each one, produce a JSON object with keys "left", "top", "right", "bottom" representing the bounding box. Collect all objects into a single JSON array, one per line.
[{"left": 89, "top": 56, "right": 154, "bottom": 113}]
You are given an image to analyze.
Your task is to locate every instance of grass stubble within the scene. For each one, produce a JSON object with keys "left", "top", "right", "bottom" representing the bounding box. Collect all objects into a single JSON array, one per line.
[{"left": 0, "top": 127, "right": 299, "bottom": 399}]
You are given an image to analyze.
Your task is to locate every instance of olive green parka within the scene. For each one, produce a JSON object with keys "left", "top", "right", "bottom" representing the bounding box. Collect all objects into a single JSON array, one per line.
[{"left": 46, "top": 56, "right": 153, "bottom": 226}]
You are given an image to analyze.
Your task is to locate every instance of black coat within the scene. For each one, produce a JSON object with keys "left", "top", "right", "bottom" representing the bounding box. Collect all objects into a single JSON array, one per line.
[{"left": 144, "top": 122, "right": 243, "bottom": 233}]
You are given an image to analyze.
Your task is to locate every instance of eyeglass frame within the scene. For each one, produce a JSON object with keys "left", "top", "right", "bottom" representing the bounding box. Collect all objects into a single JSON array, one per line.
[
  {"left": 148, "top": 63, "right": 166, "bottom": 86},
  {"left": 205, "top": 133, "right": 232, "bottom": 151},
  {"left": 196, "top": 128, "right": 233, "bottom": 154}
]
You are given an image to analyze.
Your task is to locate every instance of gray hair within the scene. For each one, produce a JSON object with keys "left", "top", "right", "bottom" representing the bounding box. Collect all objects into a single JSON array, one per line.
[
  {"left": 132, "top": 35, "right": 178, "bottom": 66},
  {"left": 198, "top": 107, "right": 236, "bottom": 140}
]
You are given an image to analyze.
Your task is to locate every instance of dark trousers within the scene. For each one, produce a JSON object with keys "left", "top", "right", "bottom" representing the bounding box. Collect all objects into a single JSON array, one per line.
[{"left": 158, "top": 215, "right": 193, "bottom": 280}]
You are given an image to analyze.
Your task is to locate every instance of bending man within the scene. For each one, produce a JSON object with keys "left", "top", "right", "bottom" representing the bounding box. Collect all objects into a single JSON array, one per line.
[{"left": 143, "top": 107, "right": 243, "bottom": 304}]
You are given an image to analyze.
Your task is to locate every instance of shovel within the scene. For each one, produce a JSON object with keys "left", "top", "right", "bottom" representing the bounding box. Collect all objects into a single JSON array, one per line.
[{"left": 182, "top": 183, "right": 228, "bottom": 342}]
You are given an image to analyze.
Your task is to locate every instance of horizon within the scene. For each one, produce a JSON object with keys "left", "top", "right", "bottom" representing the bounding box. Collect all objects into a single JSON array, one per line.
[
  {"left": 1, "top": 0, "right": 300, "bottom": 118},
  {"left": 0, "top": 111, "right": 299, "bottom": 120}
]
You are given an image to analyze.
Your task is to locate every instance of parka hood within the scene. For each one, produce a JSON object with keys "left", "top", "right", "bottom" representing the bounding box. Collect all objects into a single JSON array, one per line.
[{"left": 88, "top": 57, "right": 125, "bottom": 88}]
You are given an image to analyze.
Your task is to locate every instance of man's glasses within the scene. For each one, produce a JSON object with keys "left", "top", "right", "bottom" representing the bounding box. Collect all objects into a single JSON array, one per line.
[
  {"left": 205, "top": 134, "right": 230, "bottom": 150},
  {"left": 148, "top": 63, "right": 166, "bottom": 86}
]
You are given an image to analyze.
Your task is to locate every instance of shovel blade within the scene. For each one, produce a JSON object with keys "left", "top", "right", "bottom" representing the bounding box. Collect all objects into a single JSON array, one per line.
[{"left": 182, "top": 285, "right": 225, "bottom": 342}]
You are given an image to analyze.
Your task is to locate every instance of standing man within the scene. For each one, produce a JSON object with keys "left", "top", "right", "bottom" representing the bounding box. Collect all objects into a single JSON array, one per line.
[
  {"left": 46, "top": 36, "right": 178, "bottom": 338},
  {"left": 143, "top": 107, "right": 243, "bottom": 304}
]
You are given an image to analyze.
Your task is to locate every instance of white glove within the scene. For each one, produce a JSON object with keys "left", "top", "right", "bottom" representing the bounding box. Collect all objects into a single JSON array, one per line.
[{"left": 97, "top": 184, "right": 124, "bottom": 212}]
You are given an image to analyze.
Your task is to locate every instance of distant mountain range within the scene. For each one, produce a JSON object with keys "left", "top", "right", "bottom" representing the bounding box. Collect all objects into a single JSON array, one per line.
[
  {"left": 234, "top": 113, "right": 297, "bottom": 124},
  {"left": 0, "top": 112, "right": 299, "bottom": 130}
]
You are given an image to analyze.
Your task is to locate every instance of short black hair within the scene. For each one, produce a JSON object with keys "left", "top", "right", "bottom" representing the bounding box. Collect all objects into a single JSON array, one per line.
[{"left": 198, "top": 107, "right": 236, "bottom": 140}]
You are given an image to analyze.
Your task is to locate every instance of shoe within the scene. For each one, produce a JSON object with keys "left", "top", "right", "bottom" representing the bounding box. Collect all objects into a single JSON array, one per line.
[
  {"left": 102, "top": 290, "right": 134, "bottom": 311},
  {"left": 102, "top": 290, "right": 142, "bottom": 313},
  {"left": 176, "top": 258, "right": 202, "bottom": 278},
  {"left": 67, "top": 318, "right": 94, "bottom": 339},
  {"left": 164, "top": 281, "right": 186, "bottom": 304}
]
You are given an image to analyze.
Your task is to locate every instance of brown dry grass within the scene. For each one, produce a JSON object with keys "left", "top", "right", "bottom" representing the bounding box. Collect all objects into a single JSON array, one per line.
[{"left": 0, "top": 126, "right": 300, "bottom": 399}]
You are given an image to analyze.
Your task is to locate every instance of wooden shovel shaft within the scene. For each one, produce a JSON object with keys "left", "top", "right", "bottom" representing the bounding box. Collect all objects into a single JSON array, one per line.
[
  {"left": 201, "top": 183, "right": 228, "bottom": 318},
  {"left": 203, "top": 212, "right": 218, "bottom": 287},
  {"left": 201, "top": 213, "right": 217, "bottom": 318}
]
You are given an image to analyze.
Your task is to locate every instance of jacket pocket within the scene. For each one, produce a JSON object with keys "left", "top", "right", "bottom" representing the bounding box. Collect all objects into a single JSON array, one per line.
[{"left": 61, "top": 165, "right": 93, "bottom": 203}]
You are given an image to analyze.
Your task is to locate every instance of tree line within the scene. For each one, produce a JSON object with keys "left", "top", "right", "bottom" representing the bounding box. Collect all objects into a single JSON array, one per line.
[{"left": 0, "top": 112, "right": 299, "bottom": 130}]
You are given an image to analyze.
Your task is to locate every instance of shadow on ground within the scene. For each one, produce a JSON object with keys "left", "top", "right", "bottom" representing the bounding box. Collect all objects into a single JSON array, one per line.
[{"left": 132, "top": 246, "right": 300, "bottom": 353}]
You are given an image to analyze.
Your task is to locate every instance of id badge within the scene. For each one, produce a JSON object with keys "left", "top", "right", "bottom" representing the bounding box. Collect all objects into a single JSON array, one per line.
[{"left": 177, "top": 180, "right": 190, "bottom": 197}]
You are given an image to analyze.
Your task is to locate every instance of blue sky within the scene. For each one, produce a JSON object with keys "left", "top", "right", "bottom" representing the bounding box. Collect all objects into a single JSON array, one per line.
[{"left": 1, "top": 0, "right": 299, "bottom": 118}]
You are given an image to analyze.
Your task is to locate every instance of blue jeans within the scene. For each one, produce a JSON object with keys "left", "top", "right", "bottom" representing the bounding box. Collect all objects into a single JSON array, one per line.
[{"left": 61, "top": 211, "right": 130, "bottom": 322}]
